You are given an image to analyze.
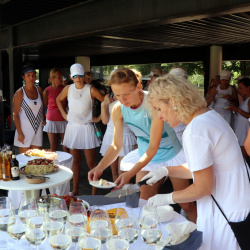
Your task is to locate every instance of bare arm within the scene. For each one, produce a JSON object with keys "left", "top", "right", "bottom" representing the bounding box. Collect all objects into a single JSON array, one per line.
[
  {"left": 88, "top": 102, "right": 124, "bottom": 181},
  {"left": 227, "top": 98, "right": 250, "bottom": 119},
  {"left": 172, "top": 166, "right": 214, "bottom": 203},
  {"left": 101, "top": 94, "right": 112, "bottom": 125},
  {"left": 13, "top": 89, "right": 25, "bottom": 144},
  {"left": 43, "top": 88, "right": 48, "bottom": 108},
  {"left": 56, "top": 85, "right": 69, "bottom": 121},
  {"left": 167, "top": 163, "right": 193, "bottom": 179},
  {"left": 244, "top": 128, "right": 250, "bottom": 156},
  {"left": 38, "top": 87, "right": 46, "bottom": 125},
  {"left": 90, "top": 86, "right": 105, "bottom": 102}
]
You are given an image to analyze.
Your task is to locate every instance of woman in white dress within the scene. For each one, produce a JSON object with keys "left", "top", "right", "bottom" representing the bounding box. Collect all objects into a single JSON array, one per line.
[
  {"left": 142, "top": 74, "right": 250, "bottom": 249},
  {"left": 56, "top": 63, "right": 104, "bottom": 195},
  {"left": 227, "top": 77, "right": 250, "bottom": 160},
  {"left": 212, "top": 69, "right": 239, "bottom": 128}
]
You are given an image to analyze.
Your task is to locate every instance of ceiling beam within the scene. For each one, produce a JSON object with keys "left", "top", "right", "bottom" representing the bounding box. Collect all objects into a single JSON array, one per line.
[{"left": 1, "top": 0, "right": 250, "bottom": 50}]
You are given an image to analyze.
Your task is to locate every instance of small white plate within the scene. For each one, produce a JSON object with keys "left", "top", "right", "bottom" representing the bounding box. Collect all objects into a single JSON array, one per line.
[{"left": 89, "top": 181, "right": 116, "bottom": 189}]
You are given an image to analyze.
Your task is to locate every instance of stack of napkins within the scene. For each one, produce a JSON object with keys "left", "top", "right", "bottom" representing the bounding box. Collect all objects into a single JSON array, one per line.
[{"left": 143, "top": 205, "right": 173, "bottom": 222}]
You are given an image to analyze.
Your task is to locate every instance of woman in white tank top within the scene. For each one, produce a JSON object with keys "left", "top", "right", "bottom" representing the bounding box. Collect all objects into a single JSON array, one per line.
[
  {"left": 227, "top": 77, "right": 250, "bottom": 159},
  {"left": 13, "top": 64, "right": 45, "bottom": 153},
  {"left": 56, "top": 63, "right": 104, "bottom": 196},
  {"left": 212, "top": 69, "right": 239, "bottom": 128}
]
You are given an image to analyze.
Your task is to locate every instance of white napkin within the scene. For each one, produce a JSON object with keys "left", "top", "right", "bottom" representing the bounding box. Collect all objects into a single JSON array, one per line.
[{"left": 160, "top": 221, "right": 197, "bottom": 247}]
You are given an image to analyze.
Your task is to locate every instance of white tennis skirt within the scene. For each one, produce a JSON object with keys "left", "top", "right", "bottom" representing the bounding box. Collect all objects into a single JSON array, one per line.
[
  {"left": 43, "top": 120, "right": 67, "bottom": 133},
  {"left": 100, "top": 131, "right": 137, "bottom": 157},
  {"left": 120, "top": 148, "right": 186, "bottom": 172},
  {"left": 63, "top": 122, "right": 100, "bottom": 150}
]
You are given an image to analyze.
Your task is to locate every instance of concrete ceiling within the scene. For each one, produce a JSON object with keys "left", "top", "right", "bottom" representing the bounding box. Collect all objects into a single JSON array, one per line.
[{"left": 1, "top": 0, "right": 250, "bottom": 66}]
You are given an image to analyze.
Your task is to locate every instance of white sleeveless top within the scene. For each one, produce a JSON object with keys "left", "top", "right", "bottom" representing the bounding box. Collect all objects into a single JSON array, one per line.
[
  {"left": 213, "top": 85, "right": 233, "bottom": 126},
  {"left": 67, "top": 83, "right": 93, "bottom": 124},
  {"left": 19, "top": 86, "right": 43, "bottom": 133}
]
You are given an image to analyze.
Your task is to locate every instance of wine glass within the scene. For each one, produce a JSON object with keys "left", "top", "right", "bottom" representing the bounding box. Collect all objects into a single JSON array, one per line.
[
  {"left": 7, "top": 213, "right": 26, "bottom": 247},
  {"left": 89, "top": 206, "right": 113, "bottom": 245},
  {"left": 49, "top": 222, "right": 72, "bottom": 250},
  {"left": 138, "top": 205, "right": 158, "bottom": 229},
  {"left": 78, "top": 235, "right": 101, "bottom": 250},
  {"left": 140, "top": 214, "right": 162, "bottom": 249},
  {"left": 65, "top": 220, "right": 87, "bottom": 249},
  {"left": 114, "top": 205, "right": 134, "bottom": 231},
  {"left": 49, "top": 198, "right": 69, "bottom": 223},
  {"left": 106, "top": 236, "right": 129, "bottom": 250},
  {"left": 0, "top": 197, "right": 14, "bottom": 248},
  {"left": 25, "top": 216, "right": 47, "bottom": 249},
  {"left": 43, "top": 213, "right": 64, "bottom": 237},
  {"left": 117, "top": 214, "right": 139, "bottom": 245},
  {"left": 68, "top": 202, "right": 87, "bottom": 227},
  {"left": 18, "top": 198, "right": 37, "bottom": 224}
]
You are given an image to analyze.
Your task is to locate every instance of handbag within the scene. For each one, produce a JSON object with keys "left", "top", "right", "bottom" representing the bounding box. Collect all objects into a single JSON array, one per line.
[{"left": 211, "top": 159, "right": 250, "bottom": 250}]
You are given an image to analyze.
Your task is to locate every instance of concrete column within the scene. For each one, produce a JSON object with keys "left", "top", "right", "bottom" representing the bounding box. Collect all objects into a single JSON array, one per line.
[
  {"left": 75, "top": 56, "right": 90, "bottom": 72},
  {"left": 209, "top": 45, "right": 222, "bottom": 81}
]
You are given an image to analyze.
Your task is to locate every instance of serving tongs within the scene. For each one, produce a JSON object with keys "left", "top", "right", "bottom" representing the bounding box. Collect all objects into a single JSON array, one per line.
[{"left": 26, "top": 174, "right": 50, "bottom": 180}]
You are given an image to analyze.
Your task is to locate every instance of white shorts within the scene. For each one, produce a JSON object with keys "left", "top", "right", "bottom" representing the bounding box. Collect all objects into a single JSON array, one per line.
[
  {"left": 120, "top": 148, "right": 186, "bottom": 172},
  {"left": 43, "top": 120, "right": 67, "bottom": 133},
  {"left": 63, "top": 122, "right": 100, "bottom": 150}
]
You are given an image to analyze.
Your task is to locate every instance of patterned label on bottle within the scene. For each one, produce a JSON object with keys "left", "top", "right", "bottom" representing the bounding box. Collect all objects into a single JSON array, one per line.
[{"left": 11, "top": 167, "right": 19, "bottom": 177}]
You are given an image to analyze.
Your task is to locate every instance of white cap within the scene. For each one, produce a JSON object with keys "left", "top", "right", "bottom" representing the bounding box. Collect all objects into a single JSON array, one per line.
[
  {"left": 220, "top": 70, "right": 231, "bottom": 81},
  {"left": 169, "top": 68, "right": 188, "bottom": 79},
  {"left": 70, "top": 63, "right": 84, "bottom": 76}
]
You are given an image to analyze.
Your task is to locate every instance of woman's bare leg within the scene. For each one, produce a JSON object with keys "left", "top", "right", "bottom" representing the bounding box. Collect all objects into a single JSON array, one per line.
[
  {"left": 136, "top": 171, "right": 164, "bottom": 200},
  {"left": 169, "top": 176, "right": 197, "bottom": 223},
  {"left": 47, "top": 133, "right": 58, "bottom": 151},
  {"left": 70, "top": 148, "right": 81, "bottom": 196},
  {"left": 84, "top": 148, "right": 97, "bottom": 195}
]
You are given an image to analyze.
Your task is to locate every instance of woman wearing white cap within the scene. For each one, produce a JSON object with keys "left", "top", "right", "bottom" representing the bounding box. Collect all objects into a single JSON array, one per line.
[
  {"left": 57, "top": 63, "right": 104, "bottom": 195},
  {"left": 212, "top": 69, "right": 239, "bottom": 128},
  {"left": 13, "top": 63, "right": 45, "bottom": 153}
]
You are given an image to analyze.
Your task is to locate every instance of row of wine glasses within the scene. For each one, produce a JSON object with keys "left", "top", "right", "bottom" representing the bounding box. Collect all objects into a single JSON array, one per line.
[{"left": 0, "top": 197, "right": 163, "bottom": 250}]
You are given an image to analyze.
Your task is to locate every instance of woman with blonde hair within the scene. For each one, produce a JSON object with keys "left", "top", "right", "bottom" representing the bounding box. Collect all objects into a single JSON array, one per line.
[
  {"left": 88, "top": 68, "right": 197, "bottom": 222},
  {"left": 142, "top": 73, "right": 250, "bottom": 249},
  {"left": 43, "top": 68, "right": 68, "bottom": 151}
]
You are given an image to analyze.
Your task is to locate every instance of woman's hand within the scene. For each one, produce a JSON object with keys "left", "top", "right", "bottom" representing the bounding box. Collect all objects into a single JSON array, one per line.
[
  {"left": 62, "top": 113, "right": 68, "bottom": 121},
  {"left": 42, "top": 120, "right": 46, "bottom": 126},
  {"left": 18, "top": 132, "right": 25, "bottom": 144},
  {"left": 88, "top": 167, "right": 103, "bottom": 182},
  {"left": 147, "top": 193, "right": 175, "bottom": 206},
  {"left": 141, "top": 167, "right": 169, "bottom": 186},
  {"left": 114, "top": 172, "right": 132, "bottom": 189}
]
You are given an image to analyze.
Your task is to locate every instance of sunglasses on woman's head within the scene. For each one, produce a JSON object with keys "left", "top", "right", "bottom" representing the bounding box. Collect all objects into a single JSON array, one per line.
[{"left": 72, "top": 75, "right": 84, "bottom": 79}]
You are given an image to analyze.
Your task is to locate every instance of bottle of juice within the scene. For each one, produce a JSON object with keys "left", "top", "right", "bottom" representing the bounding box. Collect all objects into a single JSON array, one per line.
[{"left": 2, "top": 151, "right": 11, "bottom": 181}]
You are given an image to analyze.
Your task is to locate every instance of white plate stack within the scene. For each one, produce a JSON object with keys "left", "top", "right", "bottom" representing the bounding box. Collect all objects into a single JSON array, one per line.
[{"left": 143, "top": 205, "right": 174, "bottom": 223}]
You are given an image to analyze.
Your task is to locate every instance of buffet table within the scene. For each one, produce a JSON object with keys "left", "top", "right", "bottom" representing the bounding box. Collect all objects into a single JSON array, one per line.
[
  {"left": 8, "top": 151, "right": 73, "bottom": 209},
  {"left": 3, "top": 199, "right": 187, "bottom": 249}
]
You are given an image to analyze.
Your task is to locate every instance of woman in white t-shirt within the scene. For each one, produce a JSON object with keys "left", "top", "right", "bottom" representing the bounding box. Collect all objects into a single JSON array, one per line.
[{"left": 141, "top": 74, "right": 250, "bottom": 250}]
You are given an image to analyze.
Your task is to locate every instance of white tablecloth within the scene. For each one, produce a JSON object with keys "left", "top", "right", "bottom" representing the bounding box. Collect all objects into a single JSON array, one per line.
[
  {"left": 8, "top": 151, "right": 73, "bottom": 209},
  {"left": 2, "top": 199, "right": 187, "bottom": 249}
]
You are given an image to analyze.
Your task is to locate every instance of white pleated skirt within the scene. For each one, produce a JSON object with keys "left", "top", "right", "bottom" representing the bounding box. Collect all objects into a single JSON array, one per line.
[
  {"left": 100, "top": 131, "right": 137, "bottom": 157},
  {"left": 43, "top": 120, "right": 67, "bottom": 133},
  {"left": 63, "top": 122, "right": 100, "bottom": 149},
  {"left": 120, "top": 148, "right": 186, "bottom": 172}
]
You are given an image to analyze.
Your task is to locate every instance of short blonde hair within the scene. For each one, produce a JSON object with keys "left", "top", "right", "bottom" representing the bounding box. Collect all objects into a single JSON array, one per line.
[
  {"left": 108, "top": 68, "right": 141, "bottom": 88},
  {"left": 49, "top": 68, "right": 62, "bottom": 83},
  {"left": 148, "top": 74, "right": 207, "bottom": 122}
]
